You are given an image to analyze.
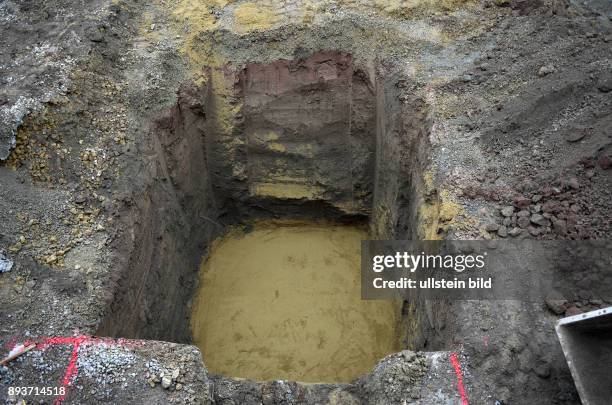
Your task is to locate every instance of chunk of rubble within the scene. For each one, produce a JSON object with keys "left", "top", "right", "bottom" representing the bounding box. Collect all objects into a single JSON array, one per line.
[{"left": 0, "top": 253, "right": 13, "bottom": 273}]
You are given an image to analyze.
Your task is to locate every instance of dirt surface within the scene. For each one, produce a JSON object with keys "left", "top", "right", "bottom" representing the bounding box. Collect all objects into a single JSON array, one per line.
[{"left": 0, "top": 0, "right": 611, "bottom": 404}]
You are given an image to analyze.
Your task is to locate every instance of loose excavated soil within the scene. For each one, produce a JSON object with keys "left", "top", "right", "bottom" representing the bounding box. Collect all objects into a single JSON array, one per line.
[{"left": 191, "top": 222, "right": 399, "bottom": 382}]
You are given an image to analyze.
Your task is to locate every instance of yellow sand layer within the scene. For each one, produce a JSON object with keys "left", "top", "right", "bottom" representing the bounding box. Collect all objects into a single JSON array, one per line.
[
  {"left": 250, "top": 182, "right": 323, "bottom": 199},
  {"left": 191, "top": 222, "right": 399, "bottom": 382}
]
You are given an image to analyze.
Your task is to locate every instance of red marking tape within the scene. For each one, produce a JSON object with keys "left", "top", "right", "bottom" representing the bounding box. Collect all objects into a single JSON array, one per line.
[
  {"left": 450, "top": 352, "right": 469, "bottom": 405},
  {"left": 15, "top": 335, "right": 135, "bottom": 405}
]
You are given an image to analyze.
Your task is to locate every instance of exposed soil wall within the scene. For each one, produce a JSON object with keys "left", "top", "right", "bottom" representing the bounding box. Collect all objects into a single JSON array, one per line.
[
  {"left": 97, "top": 82, "right": 223, "bottom": 343},
  {"left": 203, "top": 52, "right": 378, "bottom": 221}
]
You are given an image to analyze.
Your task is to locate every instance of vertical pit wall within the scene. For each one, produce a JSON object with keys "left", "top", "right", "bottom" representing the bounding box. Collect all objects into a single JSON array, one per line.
[
  {"left": 98, "top": 50, "right": 450, "bottom": 376},
  {"left": 205, "top": 51, "right": 377, "bottom": 220}
]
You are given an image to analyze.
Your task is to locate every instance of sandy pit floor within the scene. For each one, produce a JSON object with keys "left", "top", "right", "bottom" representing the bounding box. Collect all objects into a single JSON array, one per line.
[{"left": 191, "top": 221, "right": 399, "bottom": 382}]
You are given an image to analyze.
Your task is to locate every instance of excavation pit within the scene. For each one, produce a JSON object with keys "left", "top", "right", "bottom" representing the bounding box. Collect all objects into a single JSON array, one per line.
[{"left": 97, "top": 49, "right": 439, "bottom": 386}]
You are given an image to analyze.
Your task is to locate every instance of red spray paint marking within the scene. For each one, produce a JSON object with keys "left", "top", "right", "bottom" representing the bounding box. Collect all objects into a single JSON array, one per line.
[
  {"left": 450, "top": 352, "right": 469, "bottom": 405},
  {"left": 15, "top": 335, "right": 137, "bottom": 405},
  {"left": 4, "top": 335, "right": 19, "bottom": 350}
]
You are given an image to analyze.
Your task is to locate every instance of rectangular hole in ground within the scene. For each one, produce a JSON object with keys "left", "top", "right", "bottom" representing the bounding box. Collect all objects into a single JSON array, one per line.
[{"left": 96, "top": 50, "right": 450, "bottom": 384}]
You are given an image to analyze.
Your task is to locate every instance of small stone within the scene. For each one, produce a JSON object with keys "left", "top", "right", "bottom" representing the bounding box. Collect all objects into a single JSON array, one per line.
[
  {"left": 517, "top": 216, "right": 530, "bottom": 229},
  {"left": 485, "top": 222, "right": 499, "bottom": 232},
  {"left": 530, "top": 214, "right": 550, "bottom": 227},
  {"left": 597, "top": 77, "right": 612, "bottom": 93},
  {"left": 545, "top": 298, "right": 567, "bottom": 315},
  {"left": 513, "top": 196, "right": 530, "bottom": 209},
  {"left": 534, "top": 363, "right": 551, "bottom": 379},
  {"left": 500, "top": 206, "right": 514, "bottom": 217},
  {"left": 172, "top": 368, "right": 180, "bottom": 380},
  {"left": 565, "top": 177, "right": 579, "bottom": 190},
  {"left": 161, "top": 376, "right": 172, "bottom": 389},
  {"left": 528, "top": 226, "right": 540, "bottom": 236},
  {"left": 497, "top": 226, "right": 508, "bottom": 238},
  {"left": 532, "top": 194, "right": 542, "bottom": 203},
  {"left": 597, "top": 152, "right": 611, "bottom": 170},
  {"left": 176, "top": 383, "right": 183, "bottom": 391},
  {"left": 517, "top": 210, "right": 530, "bottom": 217},
  {"left": 508, "top": 227, "right": 522, "bottom": 237},
  {"left": 538, "top": 64, "right": 555, "bottom": 77},
  {"left": 552, "top": 217, "right": 567, "bottom": 235},
  {"left": 542, "top": 201, "right": 560, "bottom": 214}
]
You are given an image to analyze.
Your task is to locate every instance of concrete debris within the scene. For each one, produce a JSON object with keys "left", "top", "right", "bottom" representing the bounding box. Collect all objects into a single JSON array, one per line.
[
  {"left": 161, "top": 375, "right": 172, "bottom": 389},
  {"left": 0, "top": 253, "right": 13, "bottom": 273}
]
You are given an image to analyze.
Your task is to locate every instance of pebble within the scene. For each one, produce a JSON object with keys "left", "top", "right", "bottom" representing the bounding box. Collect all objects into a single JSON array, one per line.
[
  {"left": 513, "top": 196, "right": 530, "bottom": 209},
  {"left": 500, "top": 206, "right": 514, "bottom": 217},
  {"left": 565, "top": 177, "right": 579, "bottom": 190},
  {"left": 528, "top": 226, "right": 540, "bottom": 236},
  {"left": 161, "top": 376, "right": 172, "bottom": 389},
  {"left": 597, "top": 153, "right": 611, "bottom": 170},
  {"left": 597, "top": 77, "right": 612, "bottom": 93},
  {"left": 517, "top": 216, "right": 530, "bottom": 229},
  {"left": 530, "top": 214, "right": 550, "bottom": 227},
  {"left": 508, "top": 227, "right": 522, "bottom": 237},
  {"left": 534, "top": 364, "right": 551, "bottom": 379},
  {"left": 537, "top": 64, "right": 555, "bottom": 77},
  {"left": 552, "top": 218, "right": 567, "bottom": 235},
  {"left": 485, "top": 222, "right": 499, "bottom": 232},
  {"left": 497, "top": 226, "right": 508, "bottom": 238},
  {"left": 545, "top": 298, "right": 567, "bottom": 315}
]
